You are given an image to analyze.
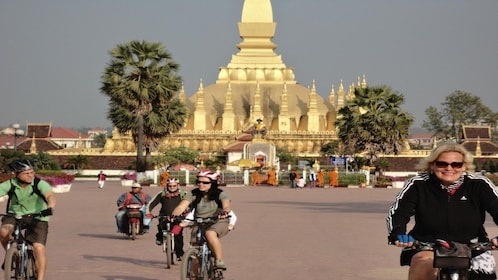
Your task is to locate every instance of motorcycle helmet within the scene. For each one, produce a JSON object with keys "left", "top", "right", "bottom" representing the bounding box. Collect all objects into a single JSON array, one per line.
[{"left": 9, "top": 159, "right": 35, "bottom": 173}]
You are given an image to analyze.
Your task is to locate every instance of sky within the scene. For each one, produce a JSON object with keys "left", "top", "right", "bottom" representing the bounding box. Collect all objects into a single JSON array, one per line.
[{"left": 1, "top": 1, "right": 497, "bottom": 131}]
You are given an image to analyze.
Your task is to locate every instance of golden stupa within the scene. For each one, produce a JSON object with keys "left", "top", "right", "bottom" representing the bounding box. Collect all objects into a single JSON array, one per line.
[{"left": 104, "top": 0, "right": 365, "bottom": 157}]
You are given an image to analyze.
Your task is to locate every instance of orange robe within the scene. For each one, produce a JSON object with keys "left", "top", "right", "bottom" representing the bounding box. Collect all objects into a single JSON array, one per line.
[
  {"left": 251, "top": 170, "right": 260, "bottom": 186},
  {"left": 317, "top": 171, "right": 325, "bottom": 187},
  {"left": 267, "top": 169, "right": 277, "bottom": 186},
  {"left": 160, "top": 171, "right": 169, "bottom": 186},
  {"left": 327, "top": 170, "right": 339, "bottom": 187}
]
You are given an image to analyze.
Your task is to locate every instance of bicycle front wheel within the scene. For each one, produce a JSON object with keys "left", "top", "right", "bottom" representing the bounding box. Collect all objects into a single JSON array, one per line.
[
  {"left": 180, "top": 248, "right": 200, "bottom": 280},
  {"left": 4, "top": 246, "right": 21, "bottom": 280},
  {"left": 26, "top": 249, "right": 37, "bottom": 279},
  {"left": 165, "top": 234, "right": 173, "bottom": 269}
]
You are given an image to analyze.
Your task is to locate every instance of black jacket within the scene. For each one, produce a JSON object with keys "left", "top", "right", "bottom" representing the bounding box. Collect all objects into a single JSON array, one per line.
[{"left": 386, "top": 173, "right": 498, "bottom": 244}]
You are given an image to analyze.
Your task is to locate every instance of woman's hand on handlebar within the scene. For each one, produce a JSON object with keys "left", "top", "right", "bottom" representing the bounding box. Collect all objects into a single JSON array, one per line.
[
  {"left": 393, "top": 234, "right": 415, "bottom": 248},
  {"left": 492, "top": 236, "right": 498, "bottom": 248}
]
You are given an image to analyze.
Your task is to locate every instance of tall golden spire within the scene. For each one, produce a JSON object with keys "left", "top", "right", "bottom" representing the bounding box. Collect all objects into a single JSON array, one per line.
[{"left": 217, "top": 0, "right": 295, "bottom": 84}]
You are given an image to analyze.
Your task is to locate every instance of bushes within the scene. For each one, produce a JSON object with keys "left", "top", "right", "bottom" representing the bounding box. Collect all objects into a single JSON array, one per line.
[
  {"left": 338, "top": 173, "right": 366, "bottom": 185},
  {"left": 486, "top": 173, "right": 498, "bottom": 186}
]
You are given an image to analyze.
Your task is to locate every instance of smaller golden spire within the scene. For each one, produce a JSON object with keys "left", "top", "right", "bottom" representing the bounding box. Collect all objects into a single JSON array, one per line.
[{"left": 329, "top": 84, "right": 336, "bottom": 106}]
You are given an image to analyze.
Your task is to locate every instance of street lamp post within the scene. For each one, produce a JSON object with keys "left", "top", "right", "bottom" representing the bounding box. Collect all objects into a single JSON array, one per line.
[{"left": 11, "top": 123, "right": 25, "bottom": 152}]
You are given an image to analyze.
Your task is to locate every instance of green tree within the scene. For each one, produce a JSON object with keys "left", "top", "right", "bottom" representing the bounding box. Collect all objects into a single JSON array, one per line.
[
  {"left": 92, "top": 133, "right": 107, "bottom": 148},
  {"left": 320, "top": 141, "right": 340, "bottom": 157},
  {"left": 28, "top": 152, "right": 60, "bottom": 170},
  {"left": 160, "top": 147, "right": 200, "bottom": 165},
  {"left": 335, "top": 86, "right": 413, "bottom": 165},
  {"left": 66, "top": 154, "right": 89, "bottom": 170},
  {"left": 100, "top": 40, "right": 187, "bottom": 172},
  {"left": 422, "top": 90, "right": 494, "bottom": 141},
  {"left": 276, "top": 149, "right": 298, "bottom": 165}
]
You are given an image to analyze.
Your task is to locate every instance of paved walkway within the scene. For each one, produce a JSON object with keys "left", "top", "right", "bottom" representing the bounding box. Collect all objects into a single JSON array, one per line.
[{"left": 4, "top": 181, "right": 498, "bottom": 279}]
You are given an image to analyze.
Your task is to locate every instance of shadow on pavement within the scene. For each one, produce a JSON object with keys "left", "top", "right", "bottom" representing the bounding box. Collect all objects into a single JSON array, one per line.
[{"left": 251, "top": 200, "right": 391, "bottom": 214}]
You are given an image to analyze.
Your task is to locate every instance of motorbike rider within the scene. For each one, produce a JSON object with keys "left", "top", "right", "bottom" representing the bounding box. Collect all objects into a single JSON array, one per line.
[
  {"left": 115, "top": 183, "right": 152, "bottom": 233},
  {"left": 172, "top": 169, "right": 232, "bottom": 270},
  {"left": 146, "top": 177, "right": 187, "bottom": 261}
]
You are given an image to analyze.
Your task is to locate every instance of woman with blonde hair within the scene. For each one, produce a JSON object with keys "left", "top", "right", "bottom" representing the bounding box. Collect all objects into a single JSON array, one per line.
[{"left": 387, "top": 142, "right": 498, "bottom": 280}]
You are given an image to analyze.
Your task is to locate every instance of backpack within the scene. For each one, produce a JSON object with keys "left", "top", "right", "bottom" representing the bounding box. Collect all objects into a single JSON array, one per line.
[
  {"left": 6, "top": 177, "right": 48, "bottom": 212},
  {"left": 190, "top": 188, "right": 223, "bottom": 211},
  {"left": 124, "top": 191, "right": 147, "bottom": 206}
]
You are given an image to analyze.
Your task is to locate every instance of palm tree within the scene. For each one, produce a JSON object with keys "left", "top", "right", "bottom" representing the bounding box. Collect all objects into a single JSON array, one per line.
[
  {"left": 66, "top": 154, "right": 89, "bottom": 170},
  {"left": 100, "top": 40, "right": 187, "bottom": 172},
  {"left": 335, "top": 86, "right": 413, "bottom": 165}
]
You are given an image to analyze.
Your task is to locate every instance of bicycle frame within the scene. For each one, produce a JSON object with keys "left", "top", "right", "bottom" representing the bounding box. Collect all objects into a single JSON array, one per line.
[
  {"left": 180, "top": 217, "right": 224, "bottom": 280},
  {"left": 157, "top": 216, "right": 176, "bottom": 269},
  {"left": 2, "top": 214, "right": 41, "bottom": 280}
]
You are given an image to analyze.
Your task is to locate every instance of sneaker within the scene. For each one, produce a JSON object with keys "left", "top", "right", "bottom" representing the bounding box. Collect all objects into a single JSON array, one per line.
[
  {"left": 176, "top": 256, "right": 182, "bottom": 262},
  {"left": 155, "top": 239, "right": 162, "bottom": 245},
  {"left": 215, "top": 260, "right": 227, "bottom": 270}
]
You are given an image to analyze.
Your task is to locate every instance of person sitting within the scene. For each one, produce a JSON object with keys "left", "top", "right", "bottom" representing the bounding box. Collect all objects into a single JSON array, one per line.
[
  {"left": 172, "top": 169, "right": 232, "bottom": 270},
  {"left": 115, "top": 183, "right": 151, "bottom": 233}
]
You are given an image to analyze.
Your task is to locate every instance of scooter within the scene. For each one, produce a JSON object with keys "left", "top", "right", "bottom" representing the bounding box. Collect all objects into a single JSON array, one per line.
[{"left": 125, "top": 204, "right": 145, "bottom": 240}]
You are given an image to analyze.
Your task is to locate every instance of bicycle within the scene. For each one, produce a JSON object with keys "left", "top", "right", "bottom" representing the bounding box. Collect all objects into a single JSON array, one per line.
[
  {"left": 1, "top": 212, "right": 52, "bottom": 280},
  {"left": 180, "top": 217, "right": 225, "bottom": 280},
  {"left": 154, "top": 215, "right": 179, "bottom": 269},
  {"left": 413, "top": 240, "right": 495, "bottom": 280}
]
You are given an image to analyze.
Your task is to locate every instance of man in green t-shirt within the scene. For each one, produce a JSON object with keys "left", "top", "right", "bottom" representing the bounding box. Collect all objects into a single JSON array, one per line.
[{"left": 0, "top": 159, "right": 56, "bottom": 280}]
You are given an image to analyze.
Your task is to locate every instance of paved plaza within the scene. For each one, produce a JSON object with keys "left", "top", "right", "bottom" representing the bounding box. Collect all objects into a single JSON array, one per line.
[{"left": 3, "top": 180, "right": 498, "bottom": 280}]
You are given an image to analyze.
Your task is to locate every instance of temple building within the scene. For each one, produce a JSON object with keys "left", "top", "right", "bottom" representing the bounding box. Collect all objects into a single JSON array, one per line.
[{"left": 104, "top": 0, "right": 366, "bottom": 157}]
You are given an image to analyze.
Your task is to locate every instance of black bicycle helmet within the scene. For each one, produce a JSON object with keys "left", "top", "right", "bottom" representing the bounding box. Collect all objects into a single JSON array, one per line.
[{"left": 9, "top": 159, "right": 35, "bottom": 173}]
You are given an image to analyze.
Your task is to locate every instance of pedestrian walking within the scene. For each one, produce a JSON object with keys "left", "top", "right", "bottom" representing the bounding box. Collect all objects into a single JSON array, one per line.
[{"left": 97, "top": 170, "right": 107, "bottom": 189}]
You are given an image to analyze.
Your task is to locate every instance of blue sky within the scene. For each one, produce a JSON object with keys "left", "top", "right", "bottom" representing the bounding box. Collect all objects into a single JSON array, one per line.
[{"left": 1, "top": 1, "right": 497, "bottom": 130}]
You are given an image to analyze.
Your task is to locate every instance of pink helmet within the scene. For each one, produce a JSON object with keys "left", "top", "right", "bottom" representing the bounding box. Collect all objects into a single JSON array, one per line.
[
  {"left": 197, "top": 169, "right": 219, "bottom": 181},
  {"left": 167, "top": 177, "right": 180, "bottom": 184}
]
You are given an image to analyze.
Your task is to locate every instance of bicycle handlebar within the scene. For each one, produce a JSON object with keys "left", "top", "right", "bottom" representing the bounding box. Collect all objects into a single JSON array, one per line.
[
  {"left": 0, "top": 210, "right": 53, "bottom": 219},
  {"left": 413, "top": 240, "right": 496, "bottom": 252}
]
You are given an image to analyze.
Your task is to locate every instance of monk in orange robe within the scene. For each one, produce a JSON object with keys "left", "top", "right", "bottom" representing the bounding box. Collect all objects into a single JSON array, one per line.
[
  {"left": 251, "top": 170, "right": 261, "bottom": 186},
  {"left": 267, "top": 167, "right": 277, "bottom": 186},
  {"left": 317, "top": 169, "right": 325, "bottom": 188},
  {"left": 327, "top": 167, "right": 339, "bottom": 187}
]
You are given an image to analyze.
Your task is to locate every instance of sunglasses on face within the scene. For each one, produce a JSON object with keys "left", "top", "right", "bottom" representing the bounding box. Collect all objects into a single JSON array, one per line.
[
  {"left": 434, "top": 161, "right": 464, "bottom": 169},
  {"left": 196, "top": 180, "right": 211, "bottom": 185},
  {"left": 167, "top": 185, "right": 178, "bottom": 187}
]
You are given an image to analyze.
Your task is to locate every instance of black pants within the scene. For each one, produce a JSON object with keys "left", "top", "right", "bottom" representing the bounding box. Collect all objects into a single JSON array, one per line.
[{"left": 156, "top": 222, "right": 184, "bottom": 257}]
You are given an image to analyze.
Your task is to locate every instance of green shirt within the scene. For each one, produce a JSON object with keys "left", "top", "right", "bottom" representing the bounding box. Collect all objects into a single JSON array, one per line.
[{"left": 0, "top": 178, "right": 52, "bottom": 222}]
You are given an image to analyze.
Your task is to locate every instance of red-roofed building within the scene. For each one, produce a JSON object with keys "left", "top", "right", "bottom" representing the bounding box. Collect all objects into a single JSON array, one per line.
[{"left": 461, "top": 125, "right": 498, "bottom": 156}]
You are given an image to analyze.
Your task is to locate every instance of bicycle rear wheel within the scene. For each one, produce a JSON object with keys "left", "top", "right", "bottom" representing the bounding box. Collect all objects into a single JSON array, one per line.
[
  {"left": 26, "top": 249, "right": 37, "bottom": 279},
  {"left": 165, "top": 234, "right": 173, "bottom": 269},
  {"left": 4, "top": 246, "right": 21, "bottom": 280},
  {"left": 180, "top": 248, "right": 201, "bottom": 280}
]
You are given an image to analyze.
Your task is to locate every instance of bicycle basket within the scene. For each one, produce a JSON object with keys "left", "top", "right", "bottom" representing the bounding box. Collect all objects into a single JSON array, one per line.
[{"left": 433, "top": 242, "right": 471, "bottom": 269}]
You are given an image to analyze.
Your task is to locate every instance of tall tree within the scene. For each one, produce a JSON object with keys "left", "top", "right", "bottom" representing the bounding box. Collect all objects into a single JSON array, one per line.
[
  {"left": 422, "top": 90, "right": 494, "bottom": 141},
  {"left": 100, "top": 40, "right": 187, "bottom": 172},
  {"left": 335, "top": 86, "right": 413, "bottom": 165}
]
